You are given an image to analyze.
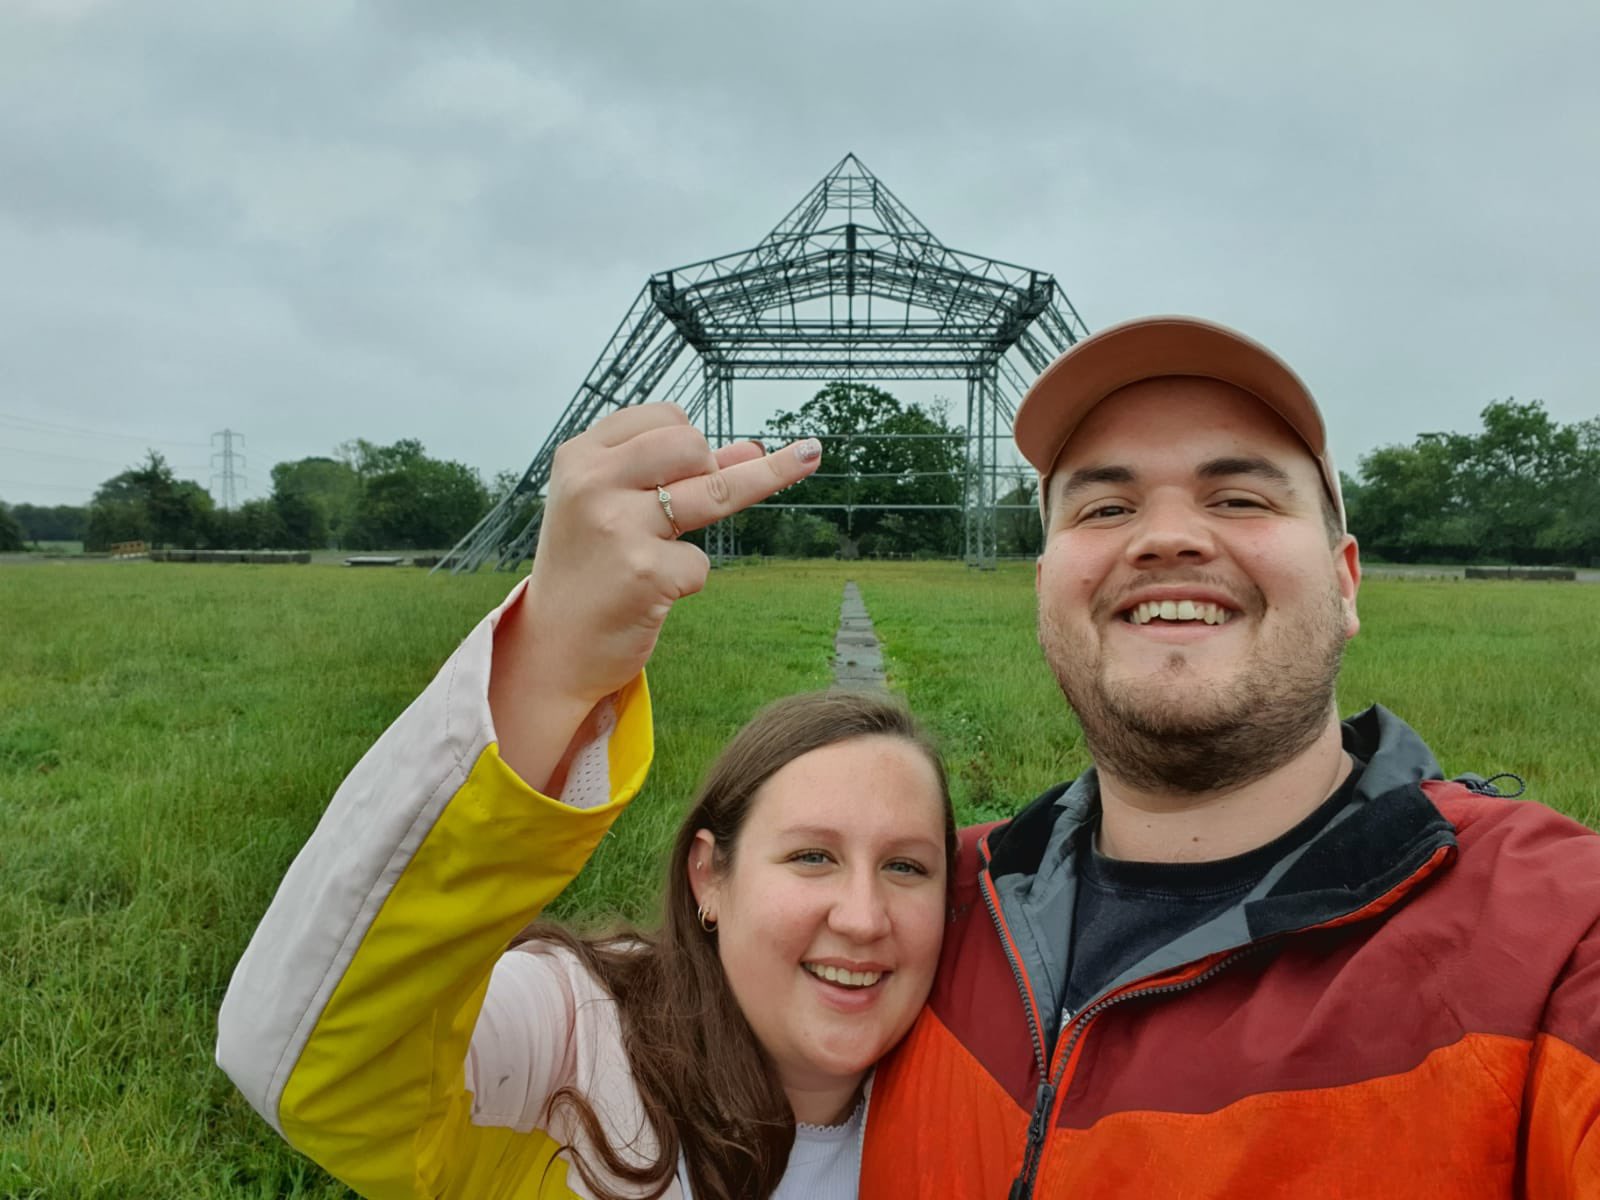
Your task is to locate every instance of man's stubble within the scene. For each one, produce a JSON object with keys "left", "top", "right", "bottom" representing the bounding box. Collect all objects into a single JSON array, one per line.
[{"left": 1039, "top": 581, "right": 1348, "bottom": 795}]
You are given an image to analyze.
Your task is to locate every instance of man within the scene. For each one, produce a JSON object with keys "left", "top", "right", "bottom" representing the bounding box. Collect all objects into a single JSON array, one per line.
[{"left": 853, "top": 316, "right": 1600, "bottom": 1198}]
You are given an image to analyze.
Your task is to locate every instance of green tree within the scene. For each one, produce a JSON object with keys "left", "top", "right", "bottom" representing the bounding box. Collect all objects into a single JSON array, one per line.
[
  {"left": 0, "top": 502, "right": 25, "bottom": 552},
  {"left": 996, "top": 477, "right": 1043, "bottom": 557},
  {"left": 85, "top": 452, "right": 213, "bottom": 551},
  {"left": 338, "top": 437, "right": 428, "bottom": 481},
  {"left": 10, "top": 503, "right": 88, "bottom": 543},
  {"left": 272, "top": 490, "right": 327, "bottom": 550},
  {"left": 271, "top": 456, "right": 359, "bottom": 548},
  {"left": 235, "top": 499, "right": 289, "bottom": 549},
  {"left": 1532, "top": 416, "right": 1600, "bottom": 565},
  {"left": 762, "top": 383, "right": 963, "bottom": 556},
  {"left": 344, "top": 441, "right": 489, "bottom": 550},
  {"left": 84, "top": 497, "right": 149, "bottom": 551},
  {"left": 485, "top": 468, "right": 544, "bottom": 555},
  {"left": 1464, "top": 399, "right": 1573, "bottom": 561},
  {"left": 1350, "top": 398, "right": 1597, "bottom": 565},
  {"left": 1354, "top": 434, "right": 1475, "bottom": 562}
]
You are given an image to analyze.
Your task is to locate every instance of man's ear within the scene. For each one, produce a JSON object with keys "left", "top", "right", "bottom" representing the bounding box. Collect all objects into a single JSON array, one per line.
[
  {"left": 687, "top": 829, "right": 718, "bottom": 912},
  {"left": 1337, "top": 534, "right": 1362, "bottom": 639}
]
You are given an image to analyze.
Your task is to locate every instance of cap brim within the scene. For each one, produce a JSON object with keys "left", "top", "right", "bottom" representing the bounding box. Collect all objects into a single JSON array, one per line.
[{"left": 1013, "top": 315, "right": 1343, "bottom": 527}]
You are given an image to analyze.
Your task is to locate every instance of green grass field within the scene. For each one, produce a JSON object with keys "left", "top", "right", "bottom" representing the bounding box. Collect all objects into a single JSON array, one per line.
[{"left": 2, "top": 561, "right": 1596, "bottom": 1197}]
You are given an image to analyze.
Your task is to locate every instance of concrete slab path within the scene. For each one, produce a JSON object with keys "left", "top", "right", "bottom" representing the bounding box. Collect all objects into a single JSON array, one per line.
[{"left": 832, "top": 580, "right": 886, "bottom": 691}]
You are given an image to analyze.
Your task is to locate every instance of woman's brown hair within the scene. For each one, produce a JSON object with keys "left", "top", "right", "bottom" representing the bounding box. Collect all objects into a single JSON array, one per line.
[{"left": 521, "top": 689, "right": 955, "bottom": 1200}]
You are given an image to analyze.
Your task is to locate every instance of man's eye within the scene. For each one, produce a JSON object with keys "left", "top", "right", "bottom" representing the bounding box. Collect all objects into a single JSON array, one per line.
[
  {"left": 1216, "top": 496, "right": 1267, "bottom": 510},
  {"left": 1082, "top": 503, "right": 1131, "bottom": 521}
]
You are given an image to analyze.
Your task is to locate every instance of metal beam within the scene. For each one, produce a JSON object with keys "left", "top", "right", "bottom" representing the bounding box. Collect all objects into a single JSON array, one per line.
[{"left": 440, "top": 155, "right": 1090, "bottom": 574}]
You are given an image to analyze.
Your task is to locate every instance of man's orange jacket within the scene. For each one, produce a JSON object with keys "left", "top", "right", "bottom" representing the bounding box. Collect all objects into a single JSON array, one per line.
[{"left": 860, "top": 706, "right": 1600, "bottom": 1199}]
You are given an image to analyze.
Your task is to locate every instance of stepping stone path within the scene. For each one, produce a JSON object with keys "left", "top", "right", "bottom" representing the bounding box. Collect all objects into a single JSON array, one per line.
[{"left": 833, "top": 581, "right": 886, "bottom": 691}]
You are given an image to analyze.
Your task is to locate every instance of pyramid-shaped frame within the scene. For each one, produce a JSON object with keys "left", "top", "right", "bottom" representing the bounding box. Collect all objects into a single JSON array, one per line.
[{"left": 438, "top": 154, "right": 1089, "bottom": 572}]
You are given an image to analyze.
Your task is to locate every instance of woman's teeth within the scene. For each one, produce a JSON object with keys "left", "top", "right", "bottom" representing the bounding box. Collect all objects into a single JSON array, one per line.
[{"left": 803, "top": 963, "right": 882, "bottom": 988}]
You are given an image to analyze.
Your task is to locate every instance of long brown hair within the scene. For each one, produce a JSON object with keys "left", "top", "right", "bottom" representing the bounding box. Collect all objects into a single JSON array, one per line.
[{"left": 522, "top": 689, "right": 955, "bottom": 1200}]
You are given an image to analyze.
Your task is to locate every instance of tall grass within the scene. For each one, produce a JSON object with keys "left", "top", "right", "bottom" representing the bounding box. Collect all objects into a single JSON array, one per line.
[{"left": 1, "top": 560, "right": 1594, "bottom": 1195}]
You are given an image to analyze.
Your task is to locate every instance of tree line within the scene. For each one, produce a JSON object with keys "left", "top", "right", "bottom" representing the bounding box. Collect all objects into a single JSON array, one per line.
[
  {"left": 1343, "top": 399, "right": 1599, "bottom": 566},
  {"left": 720, "top": 389, "right": 1600, "bottom": 567},
  {"left": 0, "top": 439, "right": 495, "bottom": 553},
  {"left": 2, "top": 393, "right": 1594, "bottom": 564}
]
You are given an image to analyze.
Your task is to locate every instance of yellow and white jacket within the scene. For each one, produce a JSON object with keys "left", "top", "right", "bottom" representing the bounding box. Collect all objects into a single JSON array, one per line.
[{"left": 216, "top": 585, "right": 674, "bottom": 1199}]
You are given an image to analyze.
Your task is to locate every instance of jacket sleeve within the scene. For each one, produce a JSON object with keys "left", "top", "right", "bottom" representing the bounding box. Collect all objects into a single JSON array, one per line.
[
  {"left": 1523, "top": 911, "right": 1600, "bottom": 1197},
  {"left": 214, "top": 580, "right": 654, "bottom": 1199}
]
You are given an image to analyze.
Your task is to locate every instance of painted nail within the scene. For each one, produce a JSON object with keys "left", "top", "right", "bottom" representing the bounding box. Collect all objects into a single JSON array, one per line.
[{"left": 795, "top": 438, "right": 822, "bottom": 463}]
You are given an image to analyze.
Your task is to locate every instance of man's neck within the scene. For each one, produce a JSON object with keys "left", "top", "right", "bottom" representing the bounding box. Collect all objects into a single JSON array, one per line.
[{"left": 1094, "top": 720, "right": 1353, "bottom": 864}]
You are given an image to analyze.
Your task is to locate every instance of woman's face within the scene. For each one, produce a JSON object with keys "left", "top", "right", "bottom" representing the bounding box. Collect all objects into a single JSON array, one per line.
[{"left": 691, "top": 735, "right": 948, "bottom": 1115}]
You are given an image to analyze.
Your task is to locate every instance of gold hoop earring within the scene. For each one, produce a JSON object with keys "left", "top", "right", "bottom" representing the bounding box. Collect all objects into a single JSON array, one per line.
[{"left": 697, "top": 903, "right": 718, "bottom": 933}]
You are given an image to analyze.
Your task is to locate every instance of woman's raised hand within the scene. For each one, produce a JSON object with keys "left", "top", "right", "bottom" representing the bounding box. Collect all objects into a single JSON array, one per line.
[{"left": 489, "top": 404, "right": 821, "bottom": 788}]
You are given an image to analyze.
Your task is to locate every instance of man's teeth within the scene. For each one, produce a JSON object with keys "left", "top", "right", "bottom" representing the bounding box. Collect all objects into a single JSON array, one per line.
[
  {"left": 1126, "top": 600, "right": 1235, "bottom": 626},
  {"left": 803, "top": 963, "right": 882, "bottom": 988}
]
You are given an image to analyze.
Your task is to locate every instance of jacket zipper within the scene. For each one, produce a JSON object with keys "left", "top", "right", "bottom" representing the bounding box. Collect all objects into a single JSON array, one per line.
[
  {"left": 976, "top": 839, "right": 1055, "bottom": 1200},
  {"left": 855, "top": 1073, "right": 873, "bottom": 1174},
  {"left": 1007, "top": 943, "right": 1273, "bottom": 1200},
  {"left": 986, "top": 828, "right": 1454, "bottom": 1200}
]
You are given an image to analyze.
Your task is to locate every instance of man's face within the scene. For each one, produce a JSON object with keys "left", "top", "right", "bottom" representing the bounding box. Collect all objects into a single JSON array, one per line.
[{"left": 1035, "top": 377, "right": 1361, "bottom": 794}]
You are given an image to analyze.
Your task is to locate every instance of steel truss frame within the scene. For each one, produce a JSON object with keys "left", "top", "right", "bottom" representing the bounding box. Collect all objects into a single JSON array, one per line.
[{"left": 436, "top": 154, "right": 1089, "bottom": 573}]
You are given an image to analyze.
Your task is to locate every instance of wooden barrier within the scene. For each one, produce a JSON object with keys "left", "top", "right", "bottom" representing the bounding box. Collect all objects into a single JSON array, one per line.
[
  {"left": 148, "top": 549, "right": 310, "bottom": 565},
  {"left": 1464, "top": 566, "right": 1577, "bottom": 581},
  {"left": 110, "top": 540, "right": 149, "bottom": 558}
]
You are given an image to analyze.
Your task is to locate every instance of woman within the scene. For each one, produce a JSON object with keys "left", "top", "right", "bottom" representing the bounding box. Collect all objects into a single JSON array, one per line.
[{"left": 217, "top": 412, "right": 953, "bottom": 1198}]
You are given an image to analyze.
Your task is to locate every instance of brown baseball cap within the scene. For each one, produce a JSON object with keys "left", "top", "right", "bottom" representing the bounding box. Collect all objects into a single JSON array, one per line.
[{"left": 1013, "top": 315, "right": 1345, "bottom": 529}]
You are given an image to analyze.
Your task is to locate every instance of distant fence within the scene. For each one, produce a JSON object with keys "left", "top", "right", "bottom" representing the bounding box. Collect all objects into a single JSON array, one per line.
[
  {"left": 1464, "top": 566, "right": 1577, "bottom": 581},
  {"left": 149, "top": 550, "right": 311, "bottom": 565},
  {"left": 110, "top": 540, "right": 149, "bottom": 558}
]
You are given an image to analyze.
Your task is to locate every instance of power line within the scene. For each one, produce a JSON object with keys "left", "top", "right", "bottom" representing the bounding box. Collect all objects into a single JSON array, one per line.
[
  {"left": 0, "top": 479, "right": 96, "bottom": 495},
  {"left": 0, "top": 446, "right": 207, "bottom": 476},
  {"left": 0, "top": 409, "right": 211, "bottom": 449},
  {"left": 0, "top": 445, "right": 130, "bottom": 468},
  {"left": 211, "top": 429, "right": 246, "bottom": 511}
]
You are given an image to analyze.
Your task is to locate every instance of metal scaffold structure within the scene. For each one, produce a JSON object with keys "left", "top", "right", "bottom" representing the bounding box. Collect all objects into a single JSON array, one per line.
[{"left": 435, "top": 153, "right": 1090, "bottom": 574}]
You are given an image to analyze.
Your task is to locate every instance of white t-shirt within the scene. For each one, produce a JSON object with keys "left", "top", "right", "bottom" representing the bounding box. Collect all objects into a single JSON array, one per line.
[{"left": 672, "top": 1097, "right": 866, "bottom": 1200}]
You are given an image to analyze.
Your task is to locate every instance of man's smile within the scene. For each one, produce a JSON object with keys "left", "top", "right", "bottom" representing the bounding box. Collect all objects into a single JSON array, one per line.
[{"left": 1120, "top": 599, "right": 1236, "bottom": 626}]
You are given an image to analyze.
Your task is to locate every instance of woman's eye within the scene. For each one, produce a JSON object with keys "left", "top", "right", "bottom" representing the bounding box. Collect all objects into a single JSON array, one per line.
[
  {"left": 789, "top": 850, "right": 832, "bottom": 866},
  {"left": 885, "top": 859, "right": 929, "bottom": 877}
]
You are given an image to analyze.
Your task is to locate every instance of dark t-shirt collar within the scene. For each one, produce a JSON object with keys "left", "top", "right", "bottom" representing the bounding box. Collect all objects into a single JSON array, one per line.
[{"left": 1081, "top": 757, "right": 1370, "bottom": 898}]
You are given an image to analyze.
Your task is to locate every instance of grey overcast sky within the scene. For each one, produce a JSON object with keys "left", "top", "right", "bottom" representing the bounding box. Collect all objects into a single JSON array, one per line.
[{"left": 2, "top": 0, "right": 1597, "bottom": 508}]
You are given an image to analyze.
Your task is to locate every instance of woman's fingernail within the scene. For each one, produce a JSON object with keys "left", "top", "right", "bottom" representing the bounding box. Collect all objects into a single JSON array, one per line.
[{"left": 795, "top": 438, "right": 822, "bottom": 463}]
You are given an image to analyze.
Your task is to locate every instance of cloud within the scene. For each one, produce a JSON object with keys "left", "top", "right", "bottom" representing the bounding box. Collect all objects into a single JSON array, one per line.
[{"left": 0, "top": 0, "right": 1594, "bottom": 508}]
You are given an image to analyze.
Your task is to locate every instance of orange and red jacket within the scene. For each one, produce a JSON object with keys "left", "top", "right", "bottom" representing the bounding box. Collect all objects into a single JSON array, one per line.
[{"left": 860, "top": 706, "right": 1600, "bottom": 1199}]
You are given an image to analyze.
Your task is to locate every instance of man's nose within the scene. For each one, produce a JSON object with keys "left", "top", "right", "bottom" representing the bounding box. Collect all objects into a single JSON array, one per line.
[
  {"left": 828, "top": 870, "right": 893, "bottom": 942},
  {"left": 1124, "top": 493, "right": 1217, "bottom": 567}
]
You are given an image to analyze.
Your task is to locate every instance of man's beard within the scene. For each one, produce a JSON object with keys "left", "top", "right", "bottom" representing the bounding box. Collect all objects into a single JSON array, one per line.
[{"left": 1040, "top": 585, "right": 1347, "bottom": 795}]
